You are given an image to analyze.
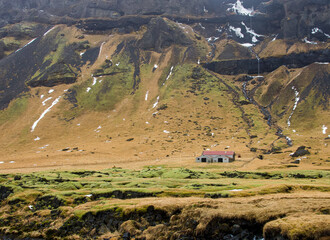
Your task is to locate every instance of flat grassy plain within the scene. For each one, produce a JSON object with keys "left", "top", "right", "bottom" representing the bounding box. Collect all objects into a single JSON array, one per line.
[{"left": 0, "top": 165, "right": 329, "bottom": 239}]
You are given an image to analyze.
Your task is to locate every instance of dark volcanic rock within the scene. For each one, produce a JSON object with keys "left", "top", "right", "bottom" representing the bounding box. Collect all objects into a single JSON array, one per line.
[
  {"left": 291, "top": 146, "right": 310, "bottom": 157},
  {"left": 28, "top": 62, "right": 78, "bottom": 87},
  {"left": 139, "top": 17, "right": 192, "bottom": 52},
  {"left": 35, "top": 195, "right": 65, "bottom": 210},
  {"left": 0, "top": 185, "right": 13, "bottom": 202},
  {"left": 204, "top": 49, "right": 330, "bottom": 75}
]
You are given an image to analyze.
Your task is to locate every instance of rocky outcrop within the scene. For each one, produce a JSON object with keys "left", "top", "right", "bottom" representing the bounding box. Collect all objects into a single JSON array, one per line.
[
  {"left": 0, "top": 185, "right": 13, "bottom": 202},
  {"left": 204, "top": 49, "right": 330, "bottom": 75},
  {"left": 28, "top": 62, "right": 78, "bottom": 88},
  {"left": 139, "top": 17, "right": 192, "bottom": 52}
]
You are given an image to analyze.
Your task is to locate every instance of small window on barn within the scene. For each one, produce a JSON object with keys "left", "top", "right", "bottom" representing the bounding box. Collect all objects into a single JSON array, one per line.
[
  {"left": 201, "top": 158, "right": 207, "bottom": 162},
  {"left": 218, "top": 158, "right": 223, "bottom": 162}
]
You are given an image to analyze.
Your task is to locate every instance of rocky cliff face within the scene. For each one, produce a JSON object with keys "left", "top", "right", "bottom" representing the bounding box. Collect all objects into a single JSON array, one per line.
[{"left": 0, "top": 0, "right": 328, "bottom": 40}]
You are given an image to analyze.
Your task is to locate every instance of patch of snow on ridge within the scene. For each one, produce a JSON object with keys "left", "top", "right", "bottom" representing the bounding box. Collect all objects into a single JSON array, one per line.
[
  {"left": 152, "top": 96, "right": 160, "bottom": 109},
  {"left": 203, "top": 6, "right": 208, "bottom": 13},
  {"left": 34, "top": 137, "right": 40, "bottom": 141},
  {"left": 199, "top": 23, "right": 206, "bottom": 30},
  {"left": 43, "top": 26, "right": 57, "bottom": 36},
  {"left": 163, "top": 130, "right": 170, "bottom": 134},
  {"left": 229, "top": 26, "right": 244, "bottom": 38},
  {"left": 15, "top": 38, "right": 37, "bottom": 53},
  {"left": 241, "top": 22, "right": 264, "bottom": 43},
  {"left": 86, "top": 87, "right": 91, "bottom": 93},
  {"left": 312, "top": 27, "right": 330, "bottom": 38},
  {"left": 227, "top": 0, "right": 254, "bottom": 16},
  {"left": 322, "top": 125, "right": 327, "bottom": 134},
  {"left": 31, "top": 96, "right": 62, "bottom": 132},
  {"left": 302, "top": 37, "right": 317, "bottom": 45},
  {"left": 287, "top": 86, "right": 300, "bottom": 127},
  {"left": 240, "top": 43, "right": 254, "bottom": 48},
  {"left": 48, "top": 89, "right": 54, "bottom": 94}
]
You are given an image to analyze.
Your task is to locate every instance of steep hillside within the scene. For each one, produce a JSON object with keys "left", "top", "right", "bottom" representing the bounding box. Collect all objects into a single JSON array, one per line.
[{"left": 0, "top": 0, "right": 329, "bottom": 172}]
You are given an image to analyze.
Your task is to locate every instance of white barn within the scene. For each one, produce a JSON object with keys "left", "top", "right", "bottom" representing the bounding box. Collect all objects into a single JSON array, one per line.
[{"left": 196, "top": 151, "right": 235, "bottom": 163}]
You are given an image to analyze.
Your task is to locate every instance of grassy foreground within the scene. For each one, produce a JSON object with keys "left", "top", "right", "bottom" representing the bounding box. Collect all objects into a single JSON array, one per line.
[{"left": 0, "top": 166, "right": 329, "bottom": 239}]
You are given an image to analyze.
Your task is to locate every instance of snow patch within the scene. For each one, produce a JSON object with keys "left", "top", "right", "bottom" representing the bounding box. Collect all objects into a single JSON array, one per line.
[
  {"left": 229, "top": 26, "right": 244, "bottom": 38},
  {"left": 311, "top": 27, "right": 330, "bottom": 38},
  {"left": 154, "top": 64, "right": 158, "bottom": 69},
  {"left": 146, "top": 122, "right": 149, "bottom": 124},
  {"left": 15, "top": 38, "right": 37, "bottom": 53},
  {"left": 0, "top": 161, "right": 3, "bottom": 164},
  {"left": 322, "top": 125, "right": 327, "bottom": 134},
  {"left": 227, "top": 0, "right": 254, "bottom": 16},
  {"left": 34, "top": 137, "right": 40, "bottom": 141},
  {"left": 271, "top": 34, "right": 278, "bottom": 42},
  {"left": 48, "top": 89, "right": 54, "bottom": 94},
  {"left": 230, "top": 189, "right": 243, "bottom": 192},
  {"left": 116, "top": 62, "right": 120, "bottom": 66},
  {"left": 241, "top": 22, "right": 263, "bottom": 42},
  {"left": 163, "top": 130, "right": 170, "bottom": 134},
  {"left": 39, "top": 144, "right": 49, "bottom": 150},
  {"left": 9, "top": 161, "right": 15, "bottom": 164},
  {"left": 92, "top": 77, "right": 97, "bottom": 86},
  {"left": 199, "top": 23, "right": 205, "bottom": 30},
  {"left": 31, "top": 96, "right": 62, "bottom": 132},
  {"left": 302, "top": 37, "right": 317, "bottom": 45},
  {"left": 86, "top": 87, "right": 91, "bottom": 93},
  {"left": 98, "top": 42, "right": 105, "bottom": 59},
  {"left": 80, "top": 51, "right": 86, "bottom": 56},
  {"left": 163, "top": 66, "right": 174, "bottom": 85},
  {"left": 94, "top": 126, "right": 102, "bottom": 133},
  {"left": 145, "top": 91, "right": 149, "bottom": 101},
  {"left": 40, "top": 95, "right": 44, "bottom": 99},
  {"left": 85, "top": 194, "right": 92, "bottom": 198},
  {"left": 203, "top": 6, "right": 208, "bottom": 13},
  {"left": 42, "top": 97, "right": 52, "bottom": 106},
  {"left": 29, "top": 205, "right": 34, "bottom": 210},
  {"left": 287, "top": 86, "right": 300, "bottom": 127},
  {"left": 152, "top": 96, "right": 160, "bottom": 108},
  {"left": 43, "top": 26, "right": 57, "bottom": 36},
  {"left": 197, "top": 59, "right": 200, "bottom": 65},
  {"left": 315, "top": 62, "right": 329, "bottom": 65},
  {"left": 239, "top": 43, "right": 254, "bottom": 48},
  {"left": 206, "top": 36, "right": 219, "bottom": 42}
]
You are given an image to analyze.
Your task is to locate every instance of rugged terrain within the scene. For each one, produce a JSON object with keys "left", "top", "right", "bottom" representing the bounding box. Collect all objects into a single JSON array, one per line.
[{"left": 0, "top": 0, "right": 329, "bottom": 239}]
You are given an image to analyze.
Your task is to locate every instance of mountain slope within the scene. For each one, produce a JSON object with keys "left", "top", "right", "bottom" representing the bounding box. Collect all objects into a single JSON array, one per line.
[{"left": 0, "top": 0, "right": 329, "bottom": 171}]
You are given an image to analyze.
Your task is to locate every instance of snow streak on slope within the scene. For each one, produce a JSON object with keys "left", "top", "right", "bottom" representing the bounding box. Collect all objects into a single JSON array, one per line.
[
  {"left": 15, "top": 38, "right": 37, "bottom": 53},
  {"left": 152, "top": 96, "right": 160, "bottom": 109},
  {"left": 98, "top": 42, "right": 106, "bottom": 59},
  {"left": 227, "top": 0, "right": 254, "bottom": 16},
  {"left": 43, "top": 26, "right": 57, "bottom": 37},
  {"left": 287, "top": 86, "right": 300, "bottom": 127},
  {"left": 145, "top": 91, "right": 149, "bottom": 101},
  {"left": 31, "top": 96, "right": 62, "bottom": 132}
]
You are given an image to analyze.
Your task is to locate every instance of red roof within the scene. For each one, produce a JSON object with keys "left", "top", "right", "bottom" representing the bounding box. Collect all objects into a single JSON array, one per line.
[{"left": 202, "top": 151, "right": 234, "bottom": 156}]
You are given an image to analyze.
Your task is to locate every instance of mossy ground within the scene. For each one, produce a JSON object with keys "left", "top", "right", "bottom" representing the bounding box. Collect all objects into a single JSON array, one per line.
[{"left": 0, "top": 167, "right": 329, "bottom": 239}]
